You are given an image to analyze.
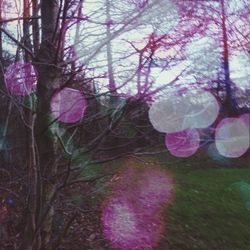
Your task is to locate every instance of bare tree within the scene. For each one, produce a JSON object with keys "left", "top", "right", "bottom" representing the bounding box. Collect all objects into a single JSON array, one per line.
[{"left": 0, "top": 1, "right": 248, "bottom": 249}]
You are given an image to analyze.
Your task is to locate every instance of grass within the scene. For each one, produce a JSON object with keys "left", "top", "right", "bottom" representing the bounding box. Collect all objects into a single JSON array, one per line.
[
  {"left": 160, "top": 167, "right": 250, "bottom": 250},
  {"left": 83, "top": 151, "right": 250, "bottom": 249}
]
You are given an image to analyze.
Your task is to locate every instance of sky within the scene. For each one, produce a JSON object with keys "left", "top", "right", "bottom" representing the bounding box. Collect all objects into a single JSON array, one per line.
[{"left": 2, "top": 0, "right": 250, "bottom": 95}]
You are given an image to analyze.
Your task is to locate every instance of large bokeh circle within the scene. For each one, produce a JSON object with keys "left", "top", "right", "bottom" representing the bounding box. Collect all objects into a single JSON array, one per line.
[
  {"left": 215, "top": 117, "right": 249, "bottom": 158},
  {"left": 165, "top": 128, "right": 200, "bottom": 157},
  {"left": 50, "top": 87, "right": 87, "bottom": 123},
  {"left": 5, "top": 62, "right": 37, "bottom": 96}
]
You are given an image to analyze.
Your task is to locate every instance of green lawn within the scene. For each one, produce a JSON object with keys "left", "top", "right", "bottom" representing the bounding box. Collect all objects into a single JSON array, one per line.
[
  {"left": 82, "top": 152, "right": 250, "bottom": 249},
  {"left": 159, "top": 166, "right": 250, "bottom": 250}
]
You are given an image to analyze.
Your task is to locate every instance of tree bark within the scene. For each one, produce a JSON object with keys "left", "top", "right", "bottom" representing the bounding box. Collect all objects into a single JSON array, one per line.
[
  {"left": 220, "top": 0, "right": 238, "bottom": 114},
  {"left": 23, "top": 0, "right": 32, "bottom": 61},
  {"left": 106, "top": 0, "right": 116, "bottom": 94},
  {"left": 0, "top": 0, "right": 4, "bottom": 90},
  {"left": 21, "top": 1, "right": 61, "bottom": 249},
  {"left": 35, "top": 1, "right": 61, "bottom": 248},
  {"left": 32, "top": 0, "right": 40, "bottom": 54}
]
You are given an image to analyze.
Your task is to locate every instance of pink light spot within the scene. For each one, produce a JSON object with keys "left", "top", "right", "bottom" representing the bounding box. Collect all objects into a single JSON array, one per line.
[
  {"left": 101, "top": 195, "right": 163, "bottom": 250},
  {"left": 136, "top": 168, "right": 174, "bottom": 211},
  {"left": 165, "top": 128, "right": 200, "bottom": 158},
  {"left": 50, "top": 87, "right": 87, "bottom": 123},
  {"left": 102, "top": 166, "right": 175, "bottom": 249},
  {"left": 112, "top": 167, "right": 174, "bottom": 209},
  {"left": 5, "top": 62, "right": 37, "bottom": 96},
  {"left": 215, "top": 117, "right": 250, "bottom": 158}
]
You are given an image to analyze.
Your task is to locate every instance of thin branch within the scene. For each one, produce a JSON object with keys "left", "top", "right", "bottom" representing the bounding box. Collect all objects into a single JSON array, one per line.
[{"left": 0, "top": 27, "right": 34, "bottom": 58}]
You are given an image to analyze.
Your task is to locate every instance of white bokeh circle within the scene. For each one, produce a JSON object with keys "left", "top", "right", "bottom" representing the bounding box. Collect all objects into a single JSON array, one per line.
[
  {"left": 215, "top": 117, "right": 250, "bottom": 158},
  {"left": 148, "top": 95, "right": 190, "bottom": 133},
  {"left": 149, "top": 89, "right": 219, "bottom": 133},
  {"left": 183, "top": 89, "right": 220, "bottom": 129}
]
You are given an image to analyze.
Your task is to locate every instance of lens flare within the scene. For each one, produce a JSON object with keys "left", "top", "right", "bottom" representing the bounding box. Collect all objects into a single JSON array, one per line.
[
  {"left": 149, "top": 89, "right": 219, "bottom": 134},
  {"left": 136, "top": 168, "right": 174, "bottom": 210},
  {"left": 215, "top": 117, "right": 250, "bottom": 158},
  {"left": 101, "top": 195, "right": 163, "bottom": 250},
  {"left": 183, "top": 89, "right": 220, "bottom": 129},
  {"left": 207, "top": 143, "right": 232, "bottom": 167},
  {"left": 232, "top": 181, "right": 250, "bottom": 210},
  {"left": 148, "top": 96, "right": 189, "bottom": 133},
  {"left": 5, "top": 62, "right": 37, "bottom": 96},
  {"left": 165, "top": 128, "right": 200, "bottom": 157},
  {"left": 50, "top": 87, "right": 87, "bottom": 123},
  {"left": 102, "top": 166, "right": 174, "bottom": 249}
]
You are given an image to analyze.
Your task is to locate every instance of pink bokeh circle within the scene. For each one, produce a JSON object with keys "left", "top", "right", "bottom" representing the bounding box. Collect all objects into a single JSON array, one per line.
[
  {"left": 5, "top": 62, "right": 37, "bottom": 96},
  {"left": 112, "top": 166, "right": 174, "bottom": 210},
  {"left": 101, "top": 195, "right": 164, "bottom": 250},
  {"left": 50, "top": 87, "right": 87, "bottom": 123},
  {"left": 135, "top": 168, "right": 174, "bottom": 210},
  {"left": 165, "top": 128, "right": 200, "bottom": 157}
]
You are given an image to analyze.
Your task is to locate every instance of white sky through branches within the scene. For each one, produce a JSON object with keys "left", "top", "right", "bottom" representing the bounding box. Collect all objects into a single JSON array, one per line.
[{"left": 2, "top": 0, "right": 249, "bottom": 95}]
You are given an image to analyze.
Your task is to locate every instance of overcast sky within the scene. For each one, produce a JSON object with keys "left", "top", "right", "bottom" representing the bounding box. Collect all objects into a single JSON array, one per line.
[{"left": 2, "top": 0, "right": 250, "bottom": 94}]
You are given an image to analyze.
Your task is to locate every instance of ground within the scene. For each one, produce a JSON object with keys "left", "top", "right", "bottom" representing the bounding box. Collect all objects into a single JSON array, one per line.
[{"left": 60, "top": 151, "right": 250, "bottom": 249}]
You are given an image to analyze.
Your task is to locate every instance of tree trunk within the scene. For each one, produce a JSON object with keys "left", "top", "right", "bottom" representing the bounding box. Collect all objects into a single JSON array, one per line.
[
  {"left": 0, "top": 0, "right": 4, "bottom": 90},
  {"left": 35, "top": 0, "right": 61, "bottom": 248},
  {"left": 220, "top": 0, "right": 238, "bottom": 114},
  {"left": 106, "top": 0, "right": 116, "bottom": 94},
  {"left": 21, "top": 1, "right": 61, "bottom": 249},
  {"left": 32, "top": 0, "right": 40, "bottom": 54},
  {"left": 23, "top": 0, "right": 32, "bottom": 61}
]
